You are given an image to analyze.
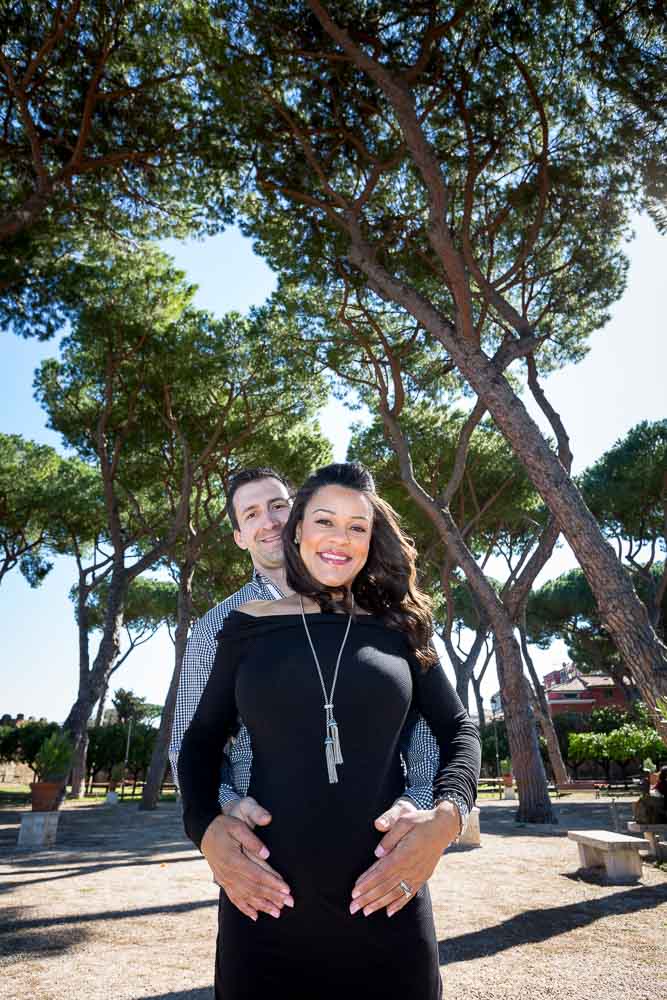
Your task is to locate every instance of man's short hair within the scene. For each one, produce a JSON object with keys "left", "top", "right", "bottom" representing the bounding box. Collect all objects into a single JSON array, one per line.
[{"left": 226, "top": 467, "right": 291, "bottom": 531}]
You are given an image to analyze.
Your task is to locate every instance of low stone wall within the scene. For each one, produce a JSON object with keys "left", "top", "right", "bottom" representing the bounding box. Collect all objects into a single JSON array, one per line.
[{"left": 0, "top": 760, "right": 33, "bottom": 785}]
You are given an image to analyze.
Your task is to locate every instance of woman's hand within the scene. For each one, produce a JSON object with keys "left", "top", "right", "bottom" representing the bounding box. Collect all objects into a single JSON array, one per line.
[{"left": 350, "top": 799, "right": 460, "bottom": 918}]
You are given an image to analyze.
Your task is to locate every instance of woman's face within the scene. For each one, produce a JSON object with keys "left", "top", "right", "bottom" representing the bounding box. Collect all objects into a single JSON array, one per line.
[{"left": 296, "top": 484, "right": 373, "bottom": 592}]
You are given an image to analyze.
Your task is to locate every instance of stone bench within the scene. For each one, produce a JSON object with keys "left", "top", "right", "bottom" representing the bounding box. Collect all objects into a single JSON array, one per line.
[
  {"left": 458, "top": 807, "right": 481, "bottom": 847},
  {"left": 567, "top": 829, "right": 645, "bottom": 883},
  {"left": 18, "top": 811, "right": 60, "bottom": 848},
  {"left": 627, "top": 822, "right": 667, "bottom": 860}
]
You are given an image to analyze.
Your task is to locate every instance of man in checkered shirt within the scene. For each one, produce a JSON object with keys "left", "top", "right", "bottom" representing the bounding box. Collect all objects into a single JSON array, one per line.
[{"left": 170, "top": 467, "right": 469, "bottom": 922}]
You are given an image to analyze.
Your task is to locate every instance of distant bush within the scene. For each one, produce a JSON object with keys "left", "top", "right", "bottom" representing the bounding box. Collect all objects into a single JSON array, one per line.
[
  {"left": 0, "top": 721, "right": 59, "bottom": 778},
  {"left": 568, "top": 724, "right": 666, "bottom": 778}
]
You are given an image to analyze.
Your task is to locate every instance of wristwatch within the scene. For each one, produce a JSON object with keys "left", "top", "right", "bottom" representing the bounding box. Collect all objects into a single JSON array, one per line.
[{"left": 435, "top": 791, "right": 470, "bottom": 839}]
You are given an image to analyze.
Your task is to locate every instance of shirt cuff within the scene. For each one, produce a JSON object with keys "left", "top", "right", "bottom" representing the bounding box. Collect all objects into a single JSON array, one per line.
[
  {"left": 435, "top": 791, "right": 470, "bottom": 837},
  {"left": 218, "top": 785, "right": 242, "bottom": 809},
  {"left": 401, "top": 784, "right": 433, "bottom": 811}
]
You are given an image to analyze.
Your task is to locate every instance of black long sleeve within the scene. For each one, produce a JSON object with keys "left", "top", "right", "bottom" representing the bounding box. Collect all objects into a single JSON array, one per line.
[
  {"left": 410, "top": 655, "right": 481, "bottom": 813},
  {"left": 178, "top": 627, "right": 242, "bottom": 850}
]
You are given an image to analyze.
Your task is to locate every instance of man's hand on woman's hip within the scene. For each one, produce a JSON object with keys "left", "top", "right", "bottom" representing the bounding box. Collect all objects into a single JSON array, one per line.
[{"left": 201, "top": 796, "right": 294, "bottom": 922}]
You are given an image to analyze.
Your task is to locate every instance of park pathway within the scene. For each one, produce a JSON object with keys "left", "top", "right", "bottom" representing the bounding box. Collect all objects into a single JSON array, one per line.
[{"left": 1, "top": 796, "right": 666, "bottom": 1000}]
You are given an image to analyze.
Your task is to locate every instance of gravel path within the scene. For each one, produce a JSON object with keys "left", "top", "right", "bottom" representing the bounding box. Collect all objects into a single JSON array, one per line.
[{"left": 1, "top": 796, "right": 665, "bottom": 1000}]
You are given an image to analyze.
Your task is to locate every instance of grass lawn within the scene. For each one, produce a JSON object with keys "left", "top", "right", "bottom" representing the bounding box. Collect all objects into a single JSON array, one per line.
[
  {"left": 0, "top": 785, "right": 31, "bottom": 805},
  {"left": 0, "top": 783, "right": 177, "bottom": 807}
]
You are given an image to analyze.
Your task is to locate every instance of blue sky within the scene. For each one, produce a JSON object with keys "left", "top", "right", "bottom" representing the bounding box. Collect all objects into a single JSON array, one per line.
[{"left": 0, "top": 215, "right": 664, "bottom": 722}]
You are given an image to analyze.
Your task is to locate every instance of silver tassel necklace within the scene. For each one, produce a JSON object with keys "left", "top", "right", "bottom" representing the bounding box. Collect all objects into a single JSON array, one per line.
[{"left": 299, "top": 593, "right": 353, "bottom": 784}]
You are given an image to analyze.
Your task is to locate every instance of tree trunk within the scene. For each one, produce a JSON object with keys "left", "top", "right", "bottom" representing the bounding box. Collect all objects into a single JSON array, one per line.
[
  {"left": 64, "top": 692, "right": 94, "bottom": 799},
  {"left": 494, "top": 640, "right": 555, "bottom": 823},
  {"left": 519, "top": 623, "right": 570, "bottom": 786},
  {"left": 348, "top": 234, "right": 667, "bottom": 740},
  {"left": 69, "top": 728, "right": 89, "bottom": 799},
  {"left": 439, "top": 616, "right": 487, "bottom": 716},
  {"left": 471, "top": 673, "right": 486, "bottom": 733},
  {"left": 63, "top": 565, "right": 125, "bottom": 796},
  {"left": 380, "top": 406, "right": 556, "bottom": 821},
  {"left": 140, "top": 557, "right": 195, "bottom": 810},
  {"left": 94, "top": 678, "right": 109, "bottom": 727}
]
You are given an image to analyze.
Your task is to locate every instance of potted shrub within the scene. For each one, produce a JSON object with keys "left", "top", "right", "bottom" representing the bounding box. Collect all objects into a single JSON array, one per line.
[
  {"left": 642, "top": 757, "right": 660, "bottom": 790},
  {"left": 500, "top": 758, "right": 513, "bottom": 787},
  {"left": 30, "top": 731, "right": 74, "bottom": 811},
  {"left": 106, "top": 762, "right": 125, "bottom": 803}
]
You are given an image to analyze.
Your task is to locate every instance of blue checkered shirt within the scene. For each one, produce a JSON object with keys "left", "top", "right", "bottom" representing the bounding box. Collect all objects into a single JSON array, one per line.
[{"left": 169, "top": 570, "right": 469, "bottom": 827}]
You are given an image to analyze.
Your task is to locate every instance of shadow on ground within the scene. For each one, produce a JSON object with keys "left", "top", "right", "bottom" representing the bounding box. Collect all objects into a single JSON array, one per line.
[
  {"left": 438, "top": 881, "right": 667, "bottom": 965},
  {"left": 477, "top": 797, "right": 637, "bottom": 837},
  {"left": 0, "top": 802, "right": 188, "bottom": 854},
  {"left": 0, "top": 905, "right": 93, "bottom": 962},
  {"left": 0, "top": 849, "right": 198, "bottom": 893},
  {"left": 140, "top": 991, "right": 213, "bottom": 1000},
  {"left": 2, "top": 897, "right": 215, "bottom": 935}
]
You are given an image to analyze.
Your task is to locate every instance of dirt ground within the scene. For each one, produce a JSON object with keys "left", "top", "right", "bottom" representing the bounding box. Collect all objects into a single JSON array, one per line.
[{"left": 1, "top": 795, "right": 665, "bottom": 1000}]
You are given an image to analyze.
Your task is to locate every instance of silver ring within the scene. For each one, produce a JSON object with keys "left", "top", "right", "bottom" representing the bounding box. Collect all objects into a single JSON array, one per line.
[{"left": 398, "top": 879, "right": 412, "bottom": 898}]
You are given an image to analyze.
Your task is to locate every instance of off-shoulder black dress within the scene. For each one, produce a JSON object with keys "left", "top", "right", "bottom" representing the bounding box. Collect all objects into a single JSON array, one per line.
[{"left": 178, "top": 611, "right": 480, "bottom": 1000}]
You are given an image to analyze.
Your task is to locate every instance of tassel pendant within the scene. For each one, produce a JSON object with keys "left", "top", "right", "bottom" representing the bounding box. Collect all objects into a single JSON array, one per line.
[
  {"left": 325, "top": 736, "right": 338, "bottom": 784},
  {"left": 329, "top": 719, "right": 343, "bottom": 765},
  {"left": 324, "top": 703, "right": 343, "bottom": 781},
  {"left": 300, "top": 599, "right": 353, "bottom": 787}
]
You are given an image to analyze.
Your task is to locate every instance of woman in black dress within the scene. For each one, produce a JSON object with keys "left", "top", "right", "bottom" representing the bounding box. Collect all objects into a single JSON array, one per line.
[{"left": 179, "top": 462, "right": 480, "bottom": 1000}]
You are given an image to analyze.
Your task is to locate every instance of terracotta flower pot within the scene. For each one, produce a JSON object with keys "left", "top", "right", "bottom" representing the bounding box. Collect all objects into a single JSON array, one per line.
[
  {"left": 30, "top": 781, "right": 62, "bottom": 812},
  {"left": 502, "top": 774, "right": 514, "bottom": 787},
  {"left": 649, "top": 771, "right": 660, "bottom": 789}
]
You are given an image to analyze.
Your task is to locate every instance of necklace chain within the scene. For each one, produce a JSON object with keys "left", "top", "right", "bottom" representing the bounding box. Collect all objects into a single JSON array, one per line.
[{"left": 299, "top": 594, "right": 353, "bottom": 784}]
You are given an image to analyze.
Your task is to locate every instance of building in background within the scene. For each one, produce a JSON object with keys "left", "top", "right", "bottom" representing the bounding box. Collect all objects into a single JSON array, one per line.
[
  {"left": 489, "top": 662, "right": 629, "bottom": 721},
  {"left": 543, "top": 663, "right": 628, "bottom": 717},
  {"left": 0, "top": 713, "right": 47, "bottom": 727}
]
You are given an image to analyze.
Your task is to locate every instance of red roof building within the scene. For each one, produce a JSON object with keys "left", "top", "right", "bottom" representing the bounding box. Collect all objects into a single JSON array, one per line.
[{"left": 544, "top": 667, "right": 627, "bottom": 717}]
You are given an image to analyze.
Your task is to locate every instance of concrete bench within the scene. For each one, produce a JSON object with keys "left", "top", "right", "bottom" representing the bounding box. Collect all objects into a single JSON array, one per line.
[
  {"left": 458, "top": 807, "right": 481, "bottom": 847},
  {"left": 18, "top": 811, "right": 60, "bottom": 848},
  {"left": 627, "top": 822, "right": 667, "bottom": 860},
  {"left": 567, "top": 830, "right": 645, "bottom": 882}
]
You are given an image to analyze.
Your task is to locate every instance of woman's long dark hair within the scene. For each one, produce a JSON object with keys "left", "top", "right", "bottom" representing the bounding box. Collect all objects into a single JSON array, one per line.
[{"left": 283, "top": 462, "right": 438, "bottom": 670}]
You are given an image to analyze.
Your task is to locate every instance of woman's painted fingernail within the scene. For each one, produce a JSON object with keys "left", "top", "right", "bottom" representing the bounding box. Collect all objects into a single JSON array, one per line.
[
  {"left": 375, "top": 845, "right": 385, "bottom": 857},
  {"left": 349, "top": 901, "right": 360, "bottom": 914}
]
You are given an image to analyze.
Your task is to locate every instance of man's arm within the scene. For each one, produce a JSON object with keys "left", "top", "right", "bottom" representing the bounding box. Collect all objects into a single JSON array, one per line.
[
  {"left": 169, "top": 616, "right": 217, "bottom": 786},
  {"left": 398, "top": 711, "right": 436, "bottom": 811},
  {"left": 399, "top": 712, "right": 470, "bottom": 832},
  {"left": 169, "top": 614, "right": 241, "bottom": 808}
]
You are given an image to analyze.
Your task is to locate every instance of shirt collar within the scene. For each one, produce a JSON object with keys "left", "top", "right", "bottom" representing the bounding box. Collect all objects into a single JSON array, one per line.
[{"left": 252, "top": 567, "right": 285, "bottom": 598}]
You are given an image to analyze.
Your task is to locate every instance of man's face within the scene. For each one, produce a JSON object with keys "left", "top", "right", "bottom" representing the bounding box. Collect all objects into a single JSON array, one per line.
[{"left": 232, "top": 477, "right": 291, "bottom": 572}]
